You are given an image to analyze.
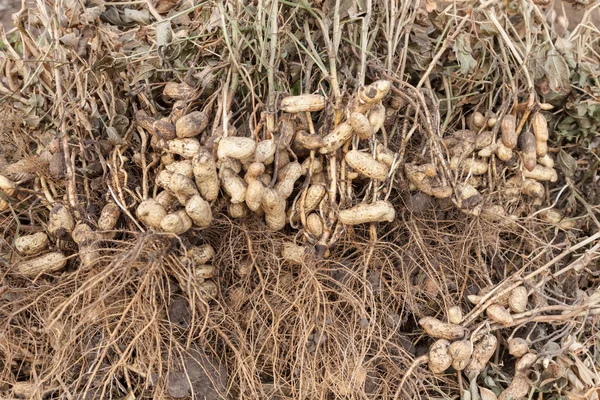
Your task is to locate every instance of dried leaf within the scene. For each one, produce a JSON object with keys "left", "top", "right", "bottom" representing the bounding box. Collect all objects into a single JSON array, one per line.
[
  {"left": 453, "top": 34, "right": 477, "bottom": 74},
  {"left": 544, "top": 48, "right": 570, "bottom": 93},
  {"left": 426, "top": 0, "right": 437, "bottom": 12},
  {"left": 124, "top": 9, "right": 151, "bottom": 25},
  {"left": 558, "top": 149, "right": 577, "bottom": 178},
  {"left": 156, "top": 21, "right": 172, "bottom": 48},
  {"left": 155, "top": 0, "right": 179, "bottom": 14}
]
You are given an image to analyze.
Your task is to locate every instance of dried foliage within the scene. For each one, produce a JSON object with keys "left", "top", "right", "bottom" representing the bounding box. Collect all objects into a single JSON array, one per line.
[{"left": 0, "top": 0, "right": 599, "bottom": 399}]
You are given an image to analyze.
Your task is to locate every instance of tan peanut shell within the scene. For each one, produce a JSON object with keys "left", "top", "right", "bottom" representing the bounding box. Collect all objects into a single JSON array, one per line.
[
  {"left": 294, "top": 130, "right": 324, "bottom": 150},
  {"left": 518, "top": 131, "right": 537, "bottom": 172},
  {"left": 465, "top": 334, "right": 497, "bottom": 375},
  {"left": 165, "top": 160, "right": 193, "bottom": 179},
  {"left": 153, "top": 119, "right": 176, "bottom": 140},
  {"left": 501, "top": 115, "right": 517, "bottom": 149},
  {"left": 428, "top": 339, "right": 453, "bottom": 374},
  {"left": 189, "top": 244, "right": 214, "bottom": 265},
  {"left": 487, "top": 116, "right": 497, "bottom": 128},
  {"left": 199, "top": 280, "right": 218, "bottom": 299},
  {"left": 447, "top": 306, "right": 463, "bottom": 324},
  {"left": 135, "top": 110, "right": 155, "bottom": 132},
  {"left": 486, "top": 304, "right": 513, "bottom": 326},
  {"left": 170, "top": 173, "right": 199, "bottom": 204},
  {"left": 345, "top": 150, "right": 389, "bottom": 181},
  {"left": 16, "top": 252, "right": 67, "bottom": 277},
  {"left": 274, "top": 161, "right": 303, "bottom": 199},
  {"left": 255, "top": 139, "right": 276, "bottom": 164},
  {"left": 47, "top": 204, "right": 75, "bottom": 237},
  {"left": 276, "top": 150, "right": 291, "bottom": 169},
  {"left": 195, "top": 264, "right": 215, "bottom": 280},
  {"left": 163, "top": 82, "right": 194, "bottom": 100},
  {"left": 280, "top": 94, "right": 326, "bottom": 113},
  {"left": 496, "top": 140, "right": 513, "bottom": 162},
  {"left": 356, "top": 80, "right": 391, "bottom": 112},
  {"left": 537, "top": 154, "right": 554, "bottom": 168},
  {"left": 522, "top": 165, "right": 557, "bottom": 182},
  {"left": 319, "top": 122, "right": 354, "bottom": 154},
  {"left": 245, "top": 179, "right": 264, "bottom": 212},
  {"left": 498, "top": 376, "right": 529, "bottom": 400},
  {"left": 376, "top": 144, "right": 395, "bottom": 167},
  {"left": 339, "top": 201, "right": 395, "bottom": 225},
  {"left": 475, "top": 131, "right": 494, "bottom": 149},
  {"left": 306, "top": 213, "right": 323, "bottom": 237},
  {"left": 304, "top": 184, "right": 326, "bottom": 214},
  {"left": 522, "top": 179, "right": 544, "bottom": 198},
  {"left": 349, "top": 112, "right": 374, "bottom": 139},
  {"left": 515, "top": 353, "right": 537, "bottom": 374},
  {"left": 161, "top": 210, "right": 193, "bottom": 234},
  {"left": 170, "top": 100, "right": 186, "bottom": 123},
  {"left": 479, "top": 143, "right": 498, "bottom": 158},
  {"left": 137, "top": 199, "right": 167, "bottom": 229},
  {"left": 156, "top": 191, "right": 178, "bottom": 211},
  {"left": 418, "top": 317, "right": 465, "bottom": 340},
  {"left": 281, "top": 242, "right": 306, "bottom": 265},
  {"left": 262, "top": 187, "right": 286, "bottom": 231},
  {"left": 217, "top": 137, "right": 256, "bottom": 161},
  {"left": 508, "top": 338, "right": 529, "bottom": 358},
  {"left": 0, "top": 175, "right": 16, "bottom": 195},
  {"left": 98, "top": 202, "right": 120, "bottom": 232},
  {"left": 367, "top": 103, "right": 386, "bottom": 133},
  {"left": 450, "top": 157, "right": 488, "bottom": 176},
  {"left": 192, "top": 148, "right": 219, "bottom": 201},
  {"left": 175, "top": 111, "right": 208, "bottom": 138},
  {"left": 449, "top": 340, "right": 473, "bottom": 371},
  {"left": 220, "top": 168, "right": 247, "bottom": 204},
  {"left": 228, "top": 202, "right": 249, "bottom": 218},
  {"left": 472, "top": 112, "right": 486, "bottom": 129},
  {"left": 300, "top": 157, "right": 323, "bottom": 175},
  {"left": 185, "top": 195, "right": 212, "bottom": 228},
  {"left": 14, "top": 232, "right": 49, "bottom": 255},
  {"left": 531, "top": 112, "right": 549, "bottom": 157},
  {"left": 165, "top": 138, "right": 201, "bottom": 158},
  {"left": 72, "top": 223, "right": 99, "bottom": 267},
  {"left": 508, "top": 286, "right": 528, "bottom": 313}
]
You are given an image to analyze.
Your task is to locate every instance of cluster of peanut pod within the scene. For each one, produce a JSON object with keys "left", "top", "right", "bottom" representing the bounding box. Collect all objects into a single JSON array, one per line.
[
  {"left": 418, "top": 284, "right": 536, "bottom": 400},
  {"left": 131, "top": 80, "right": 396, "bottom": 244}
]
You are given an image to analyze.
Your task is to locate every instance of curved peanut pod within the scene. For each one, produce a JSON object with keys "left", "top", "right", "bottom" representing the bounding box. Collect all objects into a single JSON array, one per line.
[
  {"left": 531, "top": 112, "right": 549, "bottom": 157},
  {"left": 294, "top": 130, "right": 324, "bottom": 150},
  {"left": 220, "top": 168, "right": 247, "bottom": 204},
  {"left": 300, "top": 157, "right": 323, "bottom": 175},
  {"left": 98, "top": 202, "right": 121, "bottom": 232},
  {"left": 522, "top": 179, "right": 544, "bottom": 198},
  {"left": 449, "top": 157, "right": 488, "bottom": 176},
  {"left": 185, "top": 195, "right": 212, "bottom": 228},
  {"left": 192, "top": 148, "right": 219, "bottom": 201},
  {"left": 48, "top": 204, "right": 75, "bottom": 237},
  {"left": 349, "top": 112, "right": 374, "bottom": 139},
  {"left": 449, "top": 340, "right": 473, "bottom": 371},
  {"left": 16, "top": 252, "right": 67, "bottom": 277},
  {"left": 368, "top": 103, "right": 386, "bottom": 133},
  {"left": 486, "top": 304, "right": 513, "bottom": 326},
  {"left": 161, "top": 210, "right": 193, "bottom": 234},
  {"left": 165, "top": 138, "right": 201, "bottom": 158},
  {"left": 262, "top": 187, "right": 286, "bottom": 231},
  {"left": 135, "top": 109, "right": 156, "bottom": 132},
  {"left": 537, "top": 154, "right": 554, "bottom": 168},
  {"left": 156, "top": 191, "right": 178, "bottom": 212},
  {"left": 14, "top": 232, "right": 49, "bottom": 255},
  {"left": 278, "top": 119, "right": 296, "bottom": 150},
  {"left": 176, "top": 111, "right": 208, "bottom": 138},
  {"left": 419, "top": 317, "right": 465, "bottom": 340},
  {"left": 475, "top": 131, "right": 495, "bottom": 149},
  {"left": 345, "top": 150, "right": 389, "bottom": 181},
  {"left": 254, "top": 139, "right": 276, "bottom": 164},
  {"left": 137, "top": 199, "right": 167, "bottom": 229},
  {"left": 518, "top": 131, "right": 537, "bottom": 172},
  {"left": 498, "top": 376, "right": 529, "bottom": 400},
  {"left": 165, "top": 160, "right": 194, "bottom": 178},
  {"left": 217, "top": 137, "right": 256, "bottom": 160},
  {"left": 522, "top": 165, "right": 557, "bottom": 182},
  {"left": 245, "top": 179, "right": 264, "bottom": 211},
  {"left": 72, "top": 223, "right": 99, "bottom": 267},
  {"left": 274, "top": 161, "right": 303, "bottom": 199},
  {"left": 496, "top": 140, "right": 513, "bottom": 161},
  {"left": 376, "top": 144, "right": 395, "bottom": 167},
  {"left": 338, "top": 201, "right": 395, "bottom": 225},
  {"left": 465, "top": 334, "right": 498, "bottom": 375},
  {"left": 501, "top": 115, "right": 517, "bottom": 149},
  {"left": 470, "top": 112, "right": 486, "bottom": 129},
  {"left": 163, "top": 82, "right": 194, "bottom": 100},
  {"left": 279, "top": 94, "right": 326, "bottom": 113},
  {"left": 169, "top": 100, "right": 186, "bottom": 123},
  {"left": 319, "top": 122, "right": 353, "bottom": 154}
]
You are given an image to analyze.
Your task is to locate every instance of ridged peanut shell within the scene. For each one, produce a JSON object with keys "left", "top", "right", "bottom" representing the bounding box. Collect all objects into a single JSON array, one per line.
[
  {"left": 220, "top": 168, "right": 247, "bottom": 204},
  {"left": 163, "top": 82, "right": 194, "bottom": 100},
  {"left": 338, "top": 201, "right": 395, "bottom": 225},
  {"left": 137, "top": 199, "right": 167, "bottom": 229},
  {"left": 465, "top": 334, "right": 497, "bottom": 375},
  {"left": 449, "top": 340, "right": 473, "bottom": 371},
  {"left": 319, "top": 122, "right": 354, "bottom": 154},
  {"left": 165, "top": 160, "right": 193, "bottom": 178},
  {"left": 486, "top": 304, "right": 513, "bottom": 326},
  {"left": 522, "top": 165, "right": 557, "bottom": 182},
  {"left": 262, "top": 187, "right": 286, "bottom": 231},
  {"left": 185, "top": 195, "right": 212, "bottom": 228},
  {"left": 419, "top": 317, "right": 465, "bottom": 340},
  {"left": 508, "top": 286, "right": 528, "bottom": 313},
  {"left": 153, "top": 119, "right": 176, "bottom": 140},
  {"left": 349, "top": 112, "right": 374, "bottom": 139},
  {"left": 501, "top": 115, "right": 517, "bottom": 149},
  {"left": 367, "top": 103, "right": 386, "bottom": 133},
  {"left": 447, "top": 306, "right": 463, "bottom": 325},
  {"left": 429, "top": 339, "right": 453, "bottom": 374},
  {"left": 98, "top": 202, "right": 120, "bottom": 231},
  {"left": 254, "top": 139, "right": 276, "bottom": 164},
  {"left": 498, "top": 376, "right": 529, "bottom": 400},
  {"left": 281, "top": 242, "right": 306, "bottom": 265},
  {"left": 47, "top": 204, "right": 75, "bottom": 237},
  {"left": 165, "top": 138, "right": 201, "bottom": 158},
  {"left": 175, "top": 111, "right": 208, "bottom": 138},
  {"left": 217, "top": 137, "right": 256, "bottom": 161},
  {"left": 280, "top": 94, "right": 326, "bottom": 113},
  {"left": 518, "top": 131, "right": 537, "bottom": 172},
  {"left": 192, "top": 148, "right": 219, "bottom": 201},
  {"left": 274, "top": 162, "right": 303, "bottom": 199},
  {"left": 345, "top": 150, "right": 389, "bottom": 181},
  {"left": 16, "top": 252, "right": 67, "bottom": 277},
  {"left": 14, "top": 232, "right": 49, "bottom": 255},
  {"left": 161, "top": 210, "right": 193, "bottom": 234},
  {"left": 531, "top": 112, "right": 549, "bottom": 157},
  {"left": 189, "top": 244, "right": 215, "bottom": 265},
  {"left": 508, "top": 338, "right": 529, "bottom": 358},
  {"left": 306, "top": 213, "right": 323, "bottom": 237}
]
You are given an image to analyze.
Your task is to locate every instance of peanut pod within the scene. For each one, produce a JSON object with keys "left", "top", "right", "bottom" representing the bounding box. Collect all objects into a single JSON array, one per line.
[
  {"left": 338, "top": 201, "right": 395, "bottom": 225},
  {"left": 345, "top": 150, "right": 390, "bottom": 181}
]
